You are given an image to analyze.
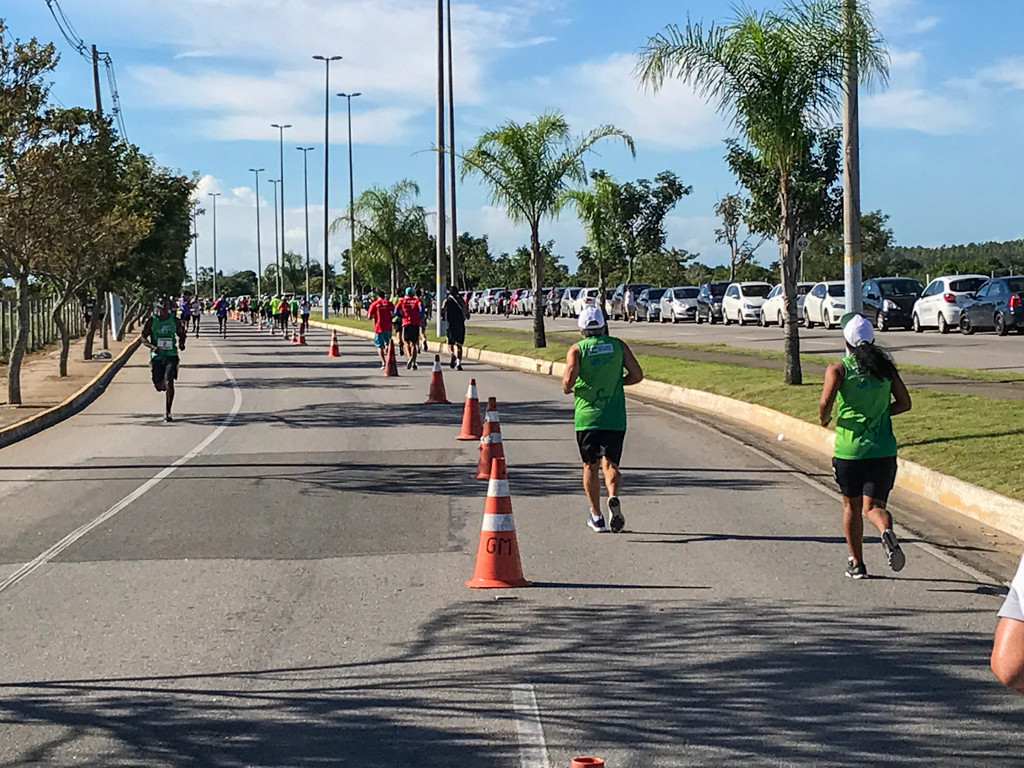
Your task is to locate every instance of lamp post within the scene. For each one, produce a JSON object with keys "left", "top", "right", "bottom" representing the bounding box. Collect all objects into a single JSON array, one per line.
[
  {"left": 313, "top": 54, "right": 342, "bottom": 319},
  {"left": 296, "top": 146, "right": 315, "bottom": 300},
  {"left": 269, "top": 179, "right": 281, "bottom": 295},
  {"left": 270, "top": 123, "right": 292, "bottom": 295},
  {"left": 191, "top": 201, "right": 200, "bottom": 296},
  {"left": 338, "top": 91, "right": 361, "bottom": 310},
  {"left": 249, "top": 168, "right": 265, "bottom": 302},
  {"left": 208, "top": 192, "right": 221, "bottom": 300}
]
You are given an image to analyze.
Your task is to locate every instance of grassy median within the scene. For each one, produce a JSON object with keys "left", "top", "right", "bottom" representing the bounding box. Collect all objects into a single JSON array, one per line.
[{"left": 324, "top": 315, "right": 1024, "bottom": 503}]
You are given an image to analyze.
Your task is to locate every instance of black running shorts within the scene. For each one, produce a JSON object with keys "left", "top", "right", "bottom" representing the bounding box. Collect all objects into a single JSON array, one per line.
[
  {"left": 832, "top": 456, "right": 898, "bottom": 502},
  {"left": 151, "top": 357, "right": 179, "bottom": 389},
  {"left": 402, "top": 324, "right": 421, "bottom": 343},
  {"left": 576, "top": 429, "right": 625, "bottom": 466},
  {"left": 446, "top": 325, "right": 466, "bottom": 345}
]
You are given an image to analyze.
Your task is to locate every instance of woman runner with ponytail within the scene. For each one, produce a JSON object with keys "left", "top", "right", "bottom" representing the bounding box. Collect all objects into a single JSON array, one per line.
[{"left": 819, "top": 313, "right": 912, "bottom": 579}]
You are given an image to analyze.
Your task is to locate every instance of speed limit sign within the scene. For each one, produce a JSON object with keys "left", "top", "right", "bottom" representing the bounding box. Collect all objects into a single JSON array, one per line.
[{"left": 795, "top": 237, "right": 810, "bottom": 251}]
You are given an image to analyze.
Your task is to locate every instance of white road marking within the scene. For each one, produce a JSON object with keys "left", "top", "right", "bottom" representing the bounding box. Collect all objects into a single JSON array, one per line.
[
  {"left": 512, "top": 683, "right": 550, "bottom": 768},
  {"left": 0, "top": 343, "right": 242, "bottom": 596}
]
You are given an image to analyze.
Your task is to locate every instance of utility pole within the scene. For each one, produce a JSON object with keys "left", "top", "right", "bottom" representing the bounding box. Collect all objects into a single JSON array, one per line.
[
  {"left": 297, "top": 147, "right": 315, "bottom": 300},
  {"left": 314, "top": 55, "right": 343, "bottom": 320},
  {"left": 339, "top": 92, "right": 362, "bottom": 313},
  {"left": 271, "top": 124, "right": 291, "bottom": 295},
  {"left": 91, "top": 45, "right": 103, "bottom": 115},
  {"left": 208, "top": 192, "right": 221, "bottom": 299},
  {"left": 434, "top": 0, "right": 447, "bottom": 337},
  {"left": 842, "top": 0, "right": 863, "bottom": 314},
  {"left": 446, "top": 0, "right": 459, "bottom": 291},
  {"left": 269, "top": 179, "right": 280, "bottom": 295},
  {"left": 249, "top": 168, "right": 265, "bottom": 302}
]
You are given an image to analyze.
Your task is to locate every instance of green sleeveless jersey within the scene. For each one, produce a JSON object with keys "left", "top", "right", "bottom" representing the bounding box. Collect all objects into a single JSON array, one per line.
[
  {"left": 834, "top": 354, "right": 897, "bottom": 460},
  {"left": 150, "top": 314, "right": 179, "bottom": 360},
  {"left": 573, "top": 335, "right": 626, "bottom": 431}
]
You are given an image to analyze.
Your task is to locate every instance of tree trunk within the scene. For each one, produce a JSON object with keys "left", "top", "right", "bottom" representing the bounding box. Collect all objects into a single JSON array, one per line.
[
  {"left": 530, "top": 221, "right": 546, "bottom": 348},
  {"left": 390, "top": 256, "right": 398, "bottom": 297},
  {"left": 6, "top": 272, "right": 31, "bottom": 405},
  {"left": 598, "top": 259, "right": 607, "bottom": 321},
  {"left": 101, "top": 292, "right": 110, "bottom": 350},
  {"left": 51, "top": 295, "right": 71, "bottom": 378},
  {"left": 626, "top": 254, "right": 634, "bottom": 285},
  {"left": 778, "top": 176, "right": 802, "bottom": 385}
]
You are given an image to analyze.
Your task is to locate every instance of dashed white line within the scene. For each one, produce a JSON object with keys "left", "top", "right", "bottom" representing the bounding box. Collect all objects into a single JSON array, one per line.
[{"left": 512, "top": 683, "right": 550, "bottom": 768}]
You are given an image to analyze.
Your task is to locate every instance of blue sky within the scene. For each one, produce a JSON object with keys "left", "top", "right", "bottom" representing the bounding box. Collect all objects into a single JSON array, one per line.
[{"left": 5, "top": 0, "right": 1023, "bottom": 279}]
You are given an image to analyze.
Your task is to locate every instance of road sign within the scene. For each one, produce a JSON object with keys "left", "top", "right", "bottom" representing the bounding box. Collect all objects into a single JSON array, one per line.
[{"left": 796, "top": 237, "right": 810, "bottom": 251}]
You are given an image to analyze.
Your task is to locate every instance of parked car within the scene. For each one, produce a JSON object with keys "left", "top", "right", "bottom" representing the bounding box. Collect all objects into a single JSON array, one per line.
[
  {"left": 862, "top": 277, "right": 924, "bottom": 331},
  {"left": 758, "top": 282, "right": 814, "bottom": 327},
  {"left": 468, "top": 290, "right": 484, "bottom": 313},
  {"left": 574, "top": 287, "right": 601, "bottom": 317},
  {"left": 509, "top": 288, "right": 525, "bottom": 313},
  {"left": 480, "top": 287, "right": 508, "bottom": 314},
  {"left": 610, "top": 283, "right": 651, "bottom": 320},
  {"left": 660, "top": 286, "right": 699, "bottom": 323},
  {"left": 959, "top": 275, "right": 1024, "bottom": 336},
  {"left": 559, "top": 287, "right": 583, "bottom": 318},
  {"left": 911, "top": 274, "right": 988, "bottom": 334},
  {"left": 803, "top": 281, "right": 846, "bottom": 329},
  {"left": 695, "top": 281, "right": 731, "bottom": 324},
  {"left": 721, "top": 281, "right": 772, "bottom": 326},
  {"left": 517, "top": 289, "right": 533, "bottom": 315},
  {"left": 635, "top": 287, "right": 665, "bottom": 322}
]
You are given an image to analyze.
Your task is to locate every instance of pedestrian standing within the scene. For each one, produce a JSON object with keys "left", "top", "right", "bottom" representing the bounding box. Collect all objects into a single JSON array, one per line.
[
  {"left": 818, "top": 312, "right": 912, "bottom": 579},
  {"left": 141, "top": 297, "right": 187, "bottom": 422},
  {"left": 623, "top": 286, "right": 634, "bottom": 323},
  {"left": 366, "top": 290, "right": 396, "bottom": 369},
  {"left": 441, "top": 285, "right": 467, "bottom": 370},
  {"left": 300, "top": 296, "right": 311, "bottom": 336},
  {"left": 394, "top": 287, "right": 423, "bottom": 369},
  {"left": 561, "top": 306, "right": 644, "bottom": 533},
  {"left": 992, "top": 552, "right": 1024, "bottom": 695}
]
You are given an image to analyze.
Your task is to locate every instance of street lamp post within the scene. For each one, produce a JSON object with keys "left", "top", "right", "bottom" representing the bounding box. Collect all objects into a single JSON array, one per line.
[
  {"left": 249, "top": 168, "right": 265, "bottom": 303},
  {"left": 270, "top": 123, "right": 292, "bottom": 295},
  {"left": 338, "top": 92, "right": 361, "bottom": 312},
  {"left": 269, "top": 179, "right": 280, "bottom": 295},
  {"left": 296, "top": 146, "right": 315, "bottom": 300},
  {"left": 191, "top": 201, "right": 200, "bottom": 296},
  {"left": 313, "top": 54, "right": 342, "bottom": 320},
  {"left": 208, "top": 192, "right": 221, "bottom": 300},
  {"left": 434, "top": 0, "right": 447, "bottom": 337}
]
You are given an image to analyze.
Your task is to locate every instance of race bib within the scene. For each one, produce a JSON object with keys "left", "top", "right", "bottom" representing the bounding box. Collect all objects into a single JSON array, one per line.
[{"left": 157, "top": 338, "right": 174, "bottom": 350}]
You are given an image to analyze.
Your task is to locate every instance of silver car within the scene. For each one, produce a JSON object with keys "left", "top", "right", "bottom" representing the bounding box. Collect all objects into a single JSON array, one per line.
[{"left": 660, "top": 286, "right": 699, "bottom": 323}]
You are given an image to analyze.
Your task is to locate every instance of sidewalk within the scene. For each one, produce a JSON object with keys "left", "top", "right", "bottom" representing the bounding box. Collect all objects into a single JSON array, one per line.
[{"left": 0, "top": 336, "right": 134, "bottom": 430}]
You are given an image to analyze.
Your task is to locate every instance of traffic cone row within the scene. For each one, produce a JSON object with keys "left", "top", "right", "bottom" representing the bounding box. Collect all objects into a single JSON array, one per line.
[
  {"left": 465, "top": 456, "right": 529, "bottom": 589},
  {"left": 475, "top": 397, "right": 504, "bottom": 479}
]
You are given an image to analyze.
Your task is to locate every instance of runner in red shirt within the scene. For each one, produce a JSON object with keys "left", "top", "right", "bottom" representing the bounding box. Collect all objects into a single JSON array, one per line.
[
  {"left": 394, "top": 287, "right": 423, "bottom": 369},
  {"left": 366, "top": 290, "right": 395, "bottom": 369}
]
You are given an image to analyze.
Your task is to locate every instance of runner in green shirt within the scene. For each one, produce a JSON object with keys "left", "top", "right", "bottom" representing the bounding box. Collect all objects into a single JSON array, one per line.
[
  {"left": 561, "top": 306, "right": 643, "bottom": 533},
  {"left": 819, "top": 312, "right": 912, "bottom": 579},
  {"left": 141, "top": 297, "right": 187, "bottom": 422}
]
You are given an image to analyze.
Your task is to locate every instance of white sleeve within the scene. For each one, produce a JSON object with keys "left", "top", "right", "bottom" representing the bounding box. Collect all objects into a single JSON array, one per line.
[{"left": 998, "top": 552, "right": 1024, "bottom": 622}]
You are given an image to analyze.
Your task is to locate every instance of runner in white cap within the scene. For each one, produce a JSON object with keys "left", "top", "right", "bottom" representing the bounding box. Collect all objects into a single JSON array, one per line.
[{"left": 818, "top": 312, "right": 912, "bottom": 579}]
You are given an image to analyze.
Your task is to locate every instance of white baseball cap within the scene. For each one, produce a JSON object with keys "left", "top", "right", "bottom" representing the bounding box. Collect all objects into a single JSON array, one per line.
[
  {"left": 577, "top": 305, "right": 606, "bottom": 331},
  {"left": 840, "top": 312, "right": 874, "bottom": 347}
]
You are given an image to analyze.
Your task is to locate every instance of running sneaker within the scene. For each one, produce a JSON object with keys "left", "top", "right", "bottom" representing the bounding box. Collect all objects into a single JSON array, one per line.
[
  {"left": 608, "top": 496, "right": 625, "bottom": 533},
  {"left": 406, "top": 359, "right": 413, "bottom": 370},
  {"left": 845, "top": 557, "right": 868, "bottom": 579},
  {"left": 456, "top": 364, "right": 463, "bottom": 371},
  {"left": 412, "top": 361, "right": 418, "bottom": 370},
  {"left": 449, "top": 355, "right": 456, "bottom": 369},
  {"left": 164, "top": 413, "right": 174, "bottom": 423},
  {"left": 587, "top": 514, "right": 608, "bottom": 533},
  {"left": 881, "top": 529, "right": 906, "bottom": 572}
]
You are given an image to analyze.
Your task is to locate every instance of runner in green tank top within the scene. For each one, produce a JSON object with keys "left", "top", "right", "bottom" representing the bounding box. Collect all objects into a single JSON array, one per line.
[
  {"left": 562, "top": 306, "right": 644, "bottom": 533},
  {"left": 819, "top": 313, "right": 912, "bottom": 579},
  {"left": 142, "top": 297, "right": 187, "bottom": 422}
]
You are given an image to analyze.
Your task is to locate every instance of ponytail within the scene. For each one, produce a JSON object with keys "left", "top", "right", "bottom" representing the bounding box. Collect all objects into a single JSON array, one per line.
[{"left": 850, "top": 342, "right": 897, "bottom": 381}]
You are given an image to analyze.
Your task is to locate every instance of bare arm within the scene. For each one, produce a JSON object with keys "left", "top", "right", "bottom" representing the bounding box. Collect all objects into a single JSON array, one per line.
[
  {"left": 176, "top": 318, "right": 187, "bottom": 350},
  {"left": 562, "top": 345, "right": 580, "bottom": 395},
  {"left": 992, "top": 617, "right": 1024, "bottom": 695},
  {"left": 889, "top": 372, "right": 912, "bottom": 416},
  {"left": 621, "top": 342, "right": 644, "bottom": 386},
  {"left": 140, "top": 317, "right": 155, "bottom": 350},
  {"left": 819, "top": 361, "right": 844, "bottom": 427}
]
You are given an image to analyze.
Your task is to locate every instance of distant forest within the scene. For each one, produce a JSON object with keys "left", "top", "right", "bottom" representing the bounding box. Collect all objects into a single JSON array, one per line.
[{"left": 874, "top": 239, "right": 1024, "bottom": 280}]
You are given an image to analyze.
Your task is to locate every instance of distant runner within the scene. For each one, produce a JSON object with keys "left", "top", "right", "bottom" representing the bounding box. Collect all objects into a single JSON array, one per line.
[
  {"left": 394, "top": 287, "right": 423, "bottom": 369},
  {"left": 367, "top": 290, "right": 396, "bottom": 369},
  {"left": 215, "top": 295, "right": 228, "bottom": 338},
  {"left": 142, "top": 297, "right": 187, "bottom": 422},
  {"left": 300, "top": 296, "right": 311, "bottom": 336},
  {"left": 819, "top": 313, "right": 912, "bottom": 579},
  {"left": 178, "top": 293, "right": 192, "bottom": 327},
  {"left": 441, "top": 285, "right": 467, "bottom": 370},
  {"left": 190, "top": 296, "right": 201, "bottom": 337},
  {"left": 561, "top": 306, "right": 644, "bottom": 533}
]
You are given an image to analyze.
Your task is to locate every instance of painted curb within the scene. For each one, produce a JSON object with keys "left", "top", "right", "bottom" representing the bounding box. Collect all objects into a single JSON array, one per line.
[
  {"left": 0, "top": 338, "right": 143, "bottom": 451},
  {"left": 316, "top": 319, "right": 1024, "bottom": 542}
]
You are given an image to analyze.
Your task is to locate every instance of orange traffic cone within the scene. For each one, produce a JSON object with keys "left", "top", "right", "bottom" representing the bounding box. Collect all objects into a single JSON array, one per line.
[
  {"left": 456, "top": 379, "right": 483, "bottom": 441},
  {"left": 298, "top": 327, "right": 307, "bottom": 345},
  {"left": 570, "top": 759, "right": 605, "bottom": 768},
  {"left": 475, "top": 397, "right": 505, "bottom": 479},
  {"left": 466, "top": 457, "right": 529, "bottom": 588},
  {"left": 383, "top": 341, "right": 399, "bottom": 377},
  {"left": 327, "top": 330, "right": 340, "bottom": 357},
  {"left": 425, "top": 354, "right": 450, "bottom": 404}
]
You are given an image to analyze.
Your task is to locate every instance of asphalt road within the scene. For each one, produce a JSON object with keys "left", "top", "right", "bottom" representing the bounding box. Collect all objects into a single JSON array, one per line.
[
  {"left": 483, "top": 312, "right": 1024, "bottom": 374},
  {"left": 0, "top": 320, "right": 1022, "bottom": 767}
]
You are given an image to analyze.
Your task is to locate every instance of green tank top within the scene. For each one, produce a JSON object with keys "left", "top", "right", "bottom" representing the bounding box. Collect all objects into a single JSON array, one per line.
[
  {"left": 150, "top": 314, "right": 178, "bottom": 360},
  {"left": 573, "top": 335, "right": 626, "bottom": 431},
  {"left": 834, "top": 354, "right": 897, "bottom": 460}
]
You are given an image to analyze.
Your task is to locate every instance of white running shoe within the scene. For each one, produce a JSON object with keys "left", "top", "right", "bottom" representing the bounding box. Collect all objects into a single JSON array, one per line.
[{"left": 587, "top": 514, "right": 608, "bottom": 533}]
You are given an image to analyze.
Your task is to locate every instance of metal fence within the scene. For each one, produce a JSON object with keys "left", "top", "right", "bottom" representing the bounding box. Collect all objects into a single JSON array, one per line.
[{"left": 0, "top": 298, "right": 87, "bottom": 363}]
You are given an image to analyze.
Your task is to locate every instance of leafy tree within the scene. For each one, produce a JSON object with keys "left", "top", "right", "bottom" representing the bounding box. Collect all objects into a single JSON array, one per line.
[
  {"left": 612, "top": 171, "right": 692, "bottom": 283},
  {"left": 803, "top": 210, "right": 893, "bottom": 282},
  {"left": 714, "top": 193, "right": 767, "bottom": 281},
  {"left": 456, "top": 233, "right": 497, "bottom": 290},
  {"left": 461, "top": 111, "right": 634, "bottom": 347},
  {"left": 634, "top": 247, "right": 699, "bottom": 287},
  {"left": 637, "top": 1, "right": 887, "bottom": 384},
  {"left": 564, "top": 171, "right": 622, "bottom": 316}
]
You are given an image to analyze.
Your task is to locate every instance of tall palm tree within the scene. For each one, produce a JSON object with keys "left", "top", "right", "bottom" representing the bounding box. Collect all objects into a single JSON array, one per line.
[
  {"left": 333, "top": 179, "right": 427, "bottom": 296},
  {"left": 461, "top": 111, "right": 634, "bottom": 348},
  {"left": 636, "top": 0, "right": 886, "bottom": 384},
  {"left": 563, "top": 171, "right": 619, "bottom": 320}
]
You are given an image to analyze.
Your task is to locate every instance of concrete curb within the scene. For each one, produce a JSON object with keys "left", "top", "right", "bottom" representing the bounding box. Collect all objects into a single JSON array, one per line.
[
  {"left": 0, "top": 338, "right": 143, "bottom": 451},
  {"left": 316, "top": 319, "right": 1024, "bottom": 542}
]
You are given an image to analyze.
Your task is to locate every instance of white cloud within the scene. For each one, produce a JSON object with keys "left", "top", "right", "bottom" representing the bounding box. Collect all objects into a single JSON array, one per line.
[
  {"left": 910, "top": 16, "right": 940, "bottom": 34},
  {"left": 980, "top": 57, "right": 1024, "bottom": 90},
  {"left": 862, "top": 89, "right": 975, "bottom": 134}
]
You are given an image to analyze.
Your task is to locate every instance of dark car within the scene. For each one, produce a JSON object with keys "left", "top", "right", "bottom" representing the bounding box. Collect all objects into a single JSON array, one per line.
[
  {"left": 610, "top": 283, "right": 651, "bottom": 320},
  {"left": 862, "top": 277, "right": 924, "bottom": 331},
  {"left": 696, "top": 281, "right": 731, "bottom": 324},
  {"left": 959, "top": 276, "right": 1024, "bottom": 336},
  {"left": 636, "top": 287, "right": 667, "bottom": 322}
]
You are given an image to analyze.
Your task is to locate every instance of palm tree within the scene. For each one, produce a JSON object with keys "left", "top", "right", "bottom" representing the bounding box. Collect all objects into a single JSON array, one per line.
[
  {"left": 563, "top": 171, "right": 620, "bottom": 320},
  {"left": 461, "top": 111, "right": 635, "bottom": 348},
  {"left": 333, "top": 179, "right": 427, "bottom": 296},
  {"left": 636, "top": 0, "right": 886, "bottom": 384}
]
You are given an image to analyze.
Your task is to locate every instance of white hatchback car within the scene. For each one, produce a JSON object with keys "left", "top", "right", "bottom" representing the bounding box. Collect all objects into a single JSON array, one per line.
[
  {"left": 574, "top": 287, "right": 601, "bottom": 317},
  {"left": 803, "top": 281, "right": 846, "bottom": 329},
  {"left": 911, "top": 274, "right": 989, "bottom": 334},
  {"left": 759, "top": 282, "right": 815, "bottom": 327},
  {"left": 659, "top": 286, "right": 699, "bottom": 323},
  {"left": 722, "top": 281, "right": 773, "bottom": 325}
]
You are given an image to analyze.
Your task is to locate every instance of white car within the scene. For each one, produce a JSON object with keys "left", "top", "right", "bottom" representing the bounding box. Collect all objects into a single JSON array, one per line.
[
  {"left": 722, "top": 281, "right": 772, "bottom": 326},
  {"left": 574, "top": 287, "right": 601, "bottom": 317},
  {"left": 759, "top": 282, "right": 815, "bottom": 327},
  {"left": 468, "top": 291, "right": 484, "bottom": 313},
  {"left": 803, "top": 281, "right": 846, "bottom": 329},
  {"left": 659, "top": 286, "right": 699, "bottom": 323},
  {"left": 912, "top": 274, "right": 989, "bottom": 334},
  {"left": 559, "top": 287, "right": 583, "bottom": 317}
]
